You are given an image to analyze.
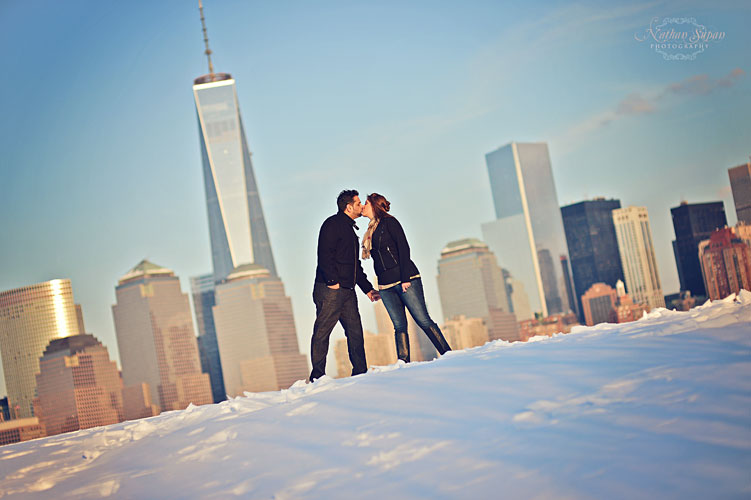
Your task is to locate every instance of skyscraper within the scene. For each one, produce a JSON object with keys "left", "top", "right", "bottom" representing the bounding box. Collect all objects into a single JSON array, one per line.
[
  {"left": 481, "top": 142, "right": 574, "bottom": 318},
  {"left": 699, "top": 227, "right": 751, "bottom": 300},
  {"left": 112, "top": 260, "right": 212, "bottom": 414},
  {"left": 212, "top": 264, "right": 308, "bottom": 396},
  {"left": 35, "top": 334, "right": 123, "bottom": 437},
  {"left": 437, "top": 239, "right": 520, "bottom": 342},
  {"left": 0, "top": 279, "right": 80, "bottom": 418},
  {"left": 728, "top": 162, "right": 751, "bottom": 224},
  {"left": 191, "top": 273, "right": 226, "bottom": 403},
  {"left": 193, "top": 2, "right": 276, "bottom": 284},
  {"left": 670, "top": 201, "right": 727, "bottom": 298},
  {"left": 561, "top": 198, "right": 624, "bottom": 321},
  {"left": 612, "top": 206, "right": 666, "bottom": 309}
]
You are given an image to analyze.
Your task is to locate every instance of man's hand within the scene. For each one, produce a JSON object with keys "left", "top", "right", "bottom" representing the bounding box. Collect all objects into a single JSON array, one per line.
[
  {"left": 328, "top": 283, "right": 340, "bottom": 290},
  {"left": 401, "top": 282, "right": 411, "bottom": 293},
  {"left": 367, "top": 290, "right": 380, "bottom": 302}
]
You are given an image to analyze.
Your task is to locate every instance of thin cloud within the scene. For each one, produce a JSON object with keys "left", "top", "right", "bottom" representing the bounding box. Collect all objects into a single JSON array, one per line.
[
  {"left": 663, "top": 68, "right": 745, "bottom": 97},
  {"left": 616, "top": 93, "right": 657, "bottom": 116},
  {"left": 561, "top": 67, "right": 746, "bottom": 145}
]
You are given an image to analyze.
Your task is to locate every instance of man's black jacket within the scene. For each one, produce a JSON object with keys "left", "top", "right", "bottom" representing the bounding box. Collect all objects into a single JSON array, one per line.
[
  {"left": 315, "top": 211, "right": 374, "bottom": 293},
  {"left": 372, "top": 216, "right": 420, "bottom": 286}
]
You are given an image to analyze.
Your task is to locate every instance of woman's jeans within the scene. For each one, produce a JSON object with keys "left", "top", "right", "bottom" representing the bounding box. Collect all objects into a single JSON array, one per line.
[{"left": 379, "top": 278, "right": 451, "bottom": 354}]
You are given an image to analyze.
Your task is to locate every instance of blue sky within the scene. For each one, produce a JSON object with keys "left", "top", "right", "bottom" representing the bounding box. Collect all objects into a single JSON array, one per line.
[{"left": 1, "top": 0, "right": 749, "bottom": 394}]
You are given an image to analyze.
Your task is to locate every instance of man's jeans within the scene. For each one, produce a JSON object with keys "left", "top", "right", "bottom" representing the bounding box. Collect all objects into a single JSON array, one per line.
[
  {"left": 310, "top": 282, "right": 367, "bottom": 381},
  {"left": 379, "top": 278, "right": 438, "bottom": 334}
]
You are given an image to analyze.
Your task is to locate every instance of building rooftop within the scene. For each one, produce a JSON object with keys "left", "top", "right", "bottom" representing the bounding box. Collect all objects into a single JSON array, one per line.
[
  {"left": 42, "top": 334, "right": 102, "bottom": 358},
  {"left": 193, "top": 72, "right": 233, "bottom": 86},
  {"left": 441, "top": 238, "right": 488, "bottom": 256},
  {"left": 225, "top": 263, "right": 271, "bottom": 282},
  {"left": 118, "top": 259, "right": 174, "bottom": 285}
]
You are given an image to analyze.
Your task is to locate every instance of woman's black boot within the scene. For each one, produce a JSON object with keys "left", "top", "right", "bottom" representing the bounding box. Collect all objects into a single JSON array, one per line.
[
  {"left": 426, "top": 324, "right": 452, "bottom": 355},
  {"left": 395, "top": 332, "right": 410, "bottom": 363}
]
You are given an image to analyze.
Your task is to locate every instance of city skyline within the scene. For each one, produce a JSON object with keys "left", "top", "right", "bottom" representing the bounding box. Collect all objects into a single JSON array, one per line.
[{"left": 1, "top": 1, "right": 749, "bottom": 396}]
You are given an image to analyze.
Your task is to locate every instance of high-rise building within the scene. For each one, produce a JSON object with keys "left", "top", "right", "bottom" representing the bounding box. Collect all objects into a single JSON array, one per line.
[
  {"left": 437, "top": 239, "right": 520, "bottom": 341},
  {"left": 442, "top": 316, "right": 490, "bottom": 351},
  {"left": 699, "top": 227, "right": 751, "bottom": 300},
  {"left": 728, "top": 162, "right": 751, "bottom": 224},
  {"left": 671, "top": 201, "right": 727, "bottom": 298},
  {"left": 35, "top": 334, "right": 123, "bottom": 437},
  {"left": 581, "top": 283, "right": 617, "bottom": 326},
  {"left": 193, "top": 3, "right": 276, "bottom": 284},
  {"left": 561, "top": 198, "right": 624, "bottom": 320},
  {"left": 612, "top": 206, "right": 666, "bottom": 309},
  {"left": 481, "top": 142, "right": 574, "bottom": 318},
  {"left": 212, "top": 264, "right": 308, "bottom": 396},
  {"left": 112, "top": 260, "right": 212, "bottom": 414},
  {"left": 190, "top": 274, "right": 226, "bottom": 403},
  {"left": 0, "top": 279, "right": 80, "bottom": 418}
]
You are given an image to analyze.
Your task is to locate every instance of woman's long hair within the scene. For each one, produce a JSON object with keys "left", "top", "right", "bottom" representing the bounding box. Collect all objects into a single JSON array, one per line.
[{"left": 367, "top": 193, "right": 392, "bottom": 221}]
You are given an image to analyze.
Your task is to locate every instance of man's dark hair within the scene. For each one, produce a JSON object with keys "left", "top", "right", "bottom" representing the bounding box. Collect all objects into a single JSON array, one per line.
[{"left": 337, "top": 189, "right": 359, "bottom": 213}]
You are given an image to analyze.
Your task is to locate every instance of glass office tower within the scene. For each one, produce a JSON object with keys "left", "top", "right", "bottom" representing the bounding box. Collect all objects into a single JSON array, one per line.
[
  {"left": 561, "top": 198, "right": 625, "bottom": 321},
  {"left": 481, "top": 142, "right": 574, "bottom": 318},
  {"left": 670, "top": 201, "right": 727, "bottom": 298},
  {"left": 193, "top": 73, "right": 277, "bottom": 283},
  {"left": 190, "top": 273, "right": 226, "bottom": 403},
  {"left": 0, "top": 279, "right": 80, "bottom": 418}
]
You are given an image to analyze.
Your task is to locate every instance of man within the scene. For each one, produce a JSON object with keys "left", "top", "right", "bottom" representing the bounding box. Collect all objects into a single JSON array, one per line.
[{"left": 310, "top": 189, "right": 380, "bottom": 382}]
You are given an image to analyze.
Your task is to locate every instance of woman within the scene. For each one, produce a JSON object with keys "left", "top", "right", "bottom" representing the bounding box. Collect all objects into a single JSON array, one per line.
[{"left": 361, "top": 193, "right": 451, "bottom": 362}]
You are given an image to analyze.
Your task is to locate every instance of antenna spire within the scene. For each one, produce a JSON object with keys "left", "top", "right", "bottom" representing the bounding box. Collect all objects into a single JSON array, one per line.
[{"left": 198, "top": 0, "right": 215, "bottom": 77}]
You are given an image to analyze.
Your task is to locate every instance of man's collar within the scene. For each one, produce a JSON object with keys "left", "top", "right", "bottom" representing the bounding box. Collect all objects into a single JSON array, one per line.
[{"left": 337, "top": 211, "right": 359, "bottom": 230}]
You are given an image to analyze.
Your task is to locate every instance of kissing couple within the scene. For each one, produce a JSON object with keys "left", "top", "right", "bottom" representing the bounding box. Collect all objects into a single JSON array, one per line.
[{"left": 309, "top": 189, "right": 451, "bottom": 382}]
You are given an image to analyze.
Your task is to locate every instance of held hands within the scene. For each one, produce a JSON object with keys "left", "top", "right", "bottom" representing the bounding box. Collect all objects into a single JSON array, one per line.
[
  {"left": 367, "top": 290, "right": 381, "bottom": 302},
  {"left": 401, "top": 282, "right": 411, "bottom": 293}
]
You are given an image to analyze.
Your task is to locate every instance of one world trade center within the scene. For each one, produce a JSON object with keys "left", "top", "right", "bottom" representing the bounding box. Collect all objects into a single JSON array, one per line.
[{"left": 192, "top": 6, "right": 276, "bottom": 283}]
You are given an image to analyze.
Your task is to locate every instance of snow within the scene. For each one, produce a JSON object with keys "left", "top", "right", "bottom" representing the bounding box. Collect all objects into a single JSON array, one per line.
[{"left": 1, "top": 292, "right": 750, "bottom": 499}]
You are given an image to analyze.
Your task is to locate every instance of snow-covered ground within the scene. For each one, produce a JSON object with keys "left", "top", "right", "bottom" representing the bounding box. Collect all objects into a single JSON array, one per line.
[{"left": 1, "top": 293, "right": 750, "bottom": 499}]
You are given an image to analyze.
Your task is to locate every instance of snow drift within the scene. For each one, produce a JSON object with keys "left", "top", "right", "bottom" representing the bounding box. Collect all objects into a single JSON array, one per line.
[{"left": 1, "top": 292, "right": 750, "bottom": 499}]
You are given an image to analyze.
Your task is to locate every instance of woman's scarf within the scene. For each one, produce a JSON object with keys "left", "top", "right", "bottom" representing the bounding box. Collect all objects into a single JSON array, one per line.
[{"left": 361, "top": 218, "right": 379, "bottom": 260}]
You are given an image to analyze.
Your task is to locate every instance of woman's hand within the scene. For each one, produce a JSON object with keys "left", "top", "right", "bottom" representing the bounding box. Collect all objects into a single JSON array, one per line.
[{"left": 401, "top": 282, "right": 411, "bottom": 293}]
